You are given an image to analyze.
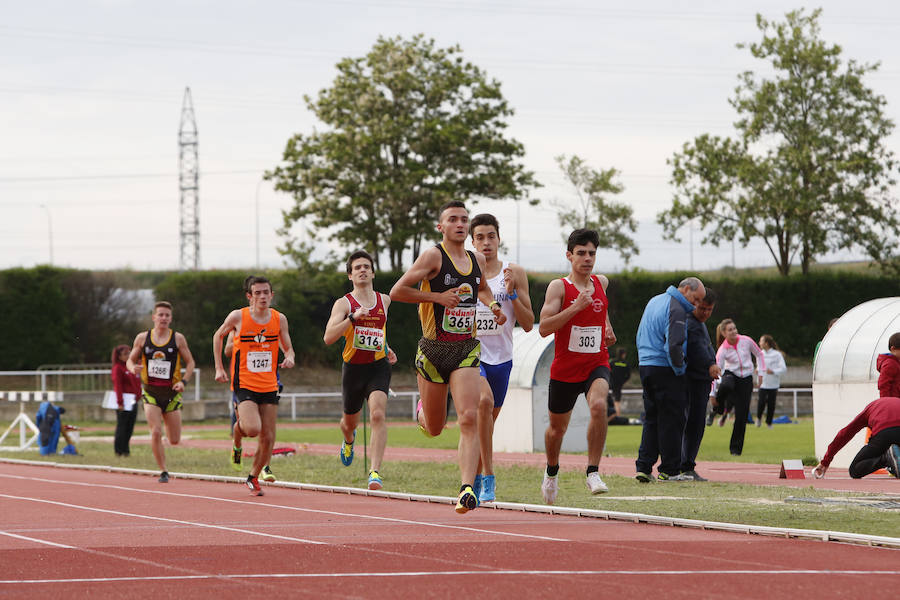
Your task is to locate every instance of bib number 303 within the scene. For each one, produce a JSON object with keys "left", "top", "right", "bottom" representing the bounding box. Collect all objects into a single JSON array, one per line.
[{"left": 568, "top": 325, "right": 602, "bottom": 354}]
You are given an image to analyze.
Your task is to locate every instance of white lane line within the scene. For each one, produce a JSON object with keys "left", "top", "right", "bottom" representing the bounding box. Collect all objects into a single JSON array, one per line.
[
  {"left": 0, "top": 493, "right": 325, "bottom": 545},
  {"left": 0, "top": 531, "right": 75, "bottom": 549},
  {"left": 2, "top": 568, "right": 898, "bottom": 584},
  {"left": 0, "top": 472, "right": 568, "bottom": 543}
]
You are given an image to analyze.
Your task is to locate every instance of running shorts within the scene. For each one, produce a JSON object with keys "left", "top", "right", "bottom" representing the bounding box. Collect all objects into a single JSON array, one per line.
[
  {"left": 479, "top": 360, "right": 513, "bottom": 408},
  {"left": 142, "top": 385, "right": 183, "bottom": 413},
  {"left": 415, "top": 337, "right": 481, "bottom": 384},
  {"left": 548, "top": 365, "right": 611, "bottom": 414},
  {"left": 342, "top": 358, "right": 392, "bottom": 415}
]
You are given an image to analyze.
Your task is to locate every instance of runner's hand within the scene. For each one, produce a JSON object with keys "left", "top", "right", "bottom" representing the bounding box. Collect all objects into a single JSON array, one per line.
[
  {"left": 172, "top": 381, "right": 185, "bottom": 393},
  {"left": 353, "top": 307, "right": 369, "bottom": 320},
  {"left": 215, "top": 367, "right": 228, "bottom": 383},
  {"left": 813, "top": 463, "right": 827, "bottom": 478},
  {"left": 503, "top": 267, "right": 515, "bottom": 294},
  {"left": 132, "top": 363, "right": 142, "bottom": 377},
  {"left": 387, "top": 348, "right": 398, "bottom": 365},
  {"left": 574, "top": 289, "right": 593, "bottom": 311},
  {"left": 437, "top": 288, "right": 461, "bottom": 308},
  {"left": 605, "top": 329, "right": 617, "bottom": 346},
  {"left": 280, "top": 356, "right": 295, "bottom": 369}
]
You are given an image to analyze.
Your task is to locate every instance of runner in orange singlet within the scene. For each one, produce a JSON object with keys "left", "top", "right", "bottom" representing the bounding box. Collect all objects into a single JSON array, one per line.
[{"left": 213, "top": 276, "right": 295, "bottom": 496}]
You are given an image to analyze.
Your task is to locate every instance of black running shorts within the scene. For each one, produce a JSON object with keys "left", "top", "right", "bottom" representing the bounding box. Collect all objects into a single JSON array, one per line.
[
  {"left": 341, "top": 358, "right": 392, "bottom": 415},
  {"left": 548, "top": 365, "right": 611, "bottom": 414}
]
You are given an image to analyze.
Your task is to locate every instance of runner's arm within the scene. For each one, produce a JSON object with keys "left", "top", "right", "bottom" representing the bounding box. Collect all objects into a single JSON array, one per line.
[
  {"left": 212, "top": 310, "right": 242, "bottom": 380},
  {"left": 539, "top": 279, "right": 587, "bottom": 336},
  {"left": 323, "top": 297, "right": 352, "bottom": 345},
  {"left": 389, "top": 248, "right": 450, "bottom": 305},
  {"left": 507, "top": 263, "right": 534, "bottom": 331},
  {"left": 476, "top": 252, "right": 505, "bottom": 325},
  {"left": 174, "top": 333, "right": 195, "bottom": 390},
  {"left": 126, "top": 332, "right": 146, "bottom": 377},
  {"left": 278, "top": 312, "right": 295, "bottom": 369}
]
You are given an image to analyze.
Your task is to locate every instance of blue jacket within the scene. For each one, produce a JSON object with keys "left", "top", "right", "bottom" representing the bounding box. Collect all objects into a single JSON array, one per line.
[
  {"left": 636, "top": 285, "right": 695, "bottom": 375},
  {"left": 686, "top": 313, "right": 716, "bottom": 381}
]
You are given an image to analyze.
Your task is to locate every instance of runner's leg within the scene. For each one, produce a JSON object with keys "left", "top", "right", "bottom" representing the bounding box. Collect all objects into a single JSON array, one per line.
[
  {"left": 367, "top": 391, "right": 388, "bottom": 472},
  {"left": 476, "top": 376, "right": 494, "bottom": 476},
  {"left": 144, "top": 404, "right": 166, "bottom": 472},
  {"left": 252, "top": 403, "right": 278, "bottom": 478},
  {"left": 417, "top": 374, "right": 450, "bottom": 436},
  {"left": 448, "top": 367, "right": 481, "bottom": 486},
  {"left": 585, "top": 377, "right": 610, "bottom": 466}
]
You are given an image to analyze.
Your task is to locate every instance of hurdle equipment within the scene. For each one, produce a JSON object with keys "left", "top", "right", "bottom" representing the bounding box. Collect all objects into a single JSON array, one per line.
[
  {"left": 779, "top": 459, "right": 805, "bottom": 479},
  {"left": 0, "top": 391, "right": 64, "bottom": 451}
]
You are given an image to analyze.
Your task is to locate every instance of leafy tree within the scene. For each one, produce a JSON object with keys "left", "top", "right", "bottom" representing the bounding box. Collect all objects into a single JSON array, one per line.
[
  {"left": 553, "top": 154, "right": 638, "bottom": 262},
  {"left": 268, "top": 34, "right": 538, "bottom": 270},
  {"left": 659, "top": 9, "right": 899, "bottom": 275}
]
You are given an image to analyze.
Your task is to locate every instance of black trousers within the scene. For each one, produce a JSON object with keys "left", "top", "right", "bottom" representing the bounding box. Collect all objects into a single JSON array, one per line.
[
  {"left": 849, "top": 426, "right": 900, "bottom": 478},
  {"left": 756, "top": 388, "right": 778, "bottom": 425},
  {"left": 682, "top": 377, "right": 712, "bottom": 472},
  {"left": 635, "top": 365, "right": 688, "bottom": 476},
  {"left": 718, "top": 374, "right": 753, "bottom": 455},
  {"left": 114, "top": 407, "right": 138, "bottom": 456}
]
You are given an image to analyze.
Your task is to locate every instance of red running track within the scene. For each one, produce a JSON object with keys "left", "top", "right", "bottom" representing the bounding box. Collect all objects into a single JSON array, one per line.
[{"left": 0, "top": 462, "right": 897, "bottom": 600}]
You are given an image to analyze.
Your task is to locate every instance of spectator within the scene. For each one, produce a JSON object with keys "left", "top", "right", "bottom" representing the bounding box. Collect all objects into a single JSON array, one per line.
[
  {"left": 814, "top": 396, "right": 900, "bottom": 479},
  {"left": 634, "top": 276, "right": 705, "bottom": 482},
  {"left": 111, "top": 344, "right": 141, "bottom": 457},
  {"left": 681, "top": 288, "right": 721, "bottom": 481},
  {"left": 714, "top": 318, "right": 765, "bottom": 456},
  {"left": 876, "top": 332, "right": 900, "bottom": 399},
  {"left": 756, "top": 334, "right": 787, "bottom": 429}
]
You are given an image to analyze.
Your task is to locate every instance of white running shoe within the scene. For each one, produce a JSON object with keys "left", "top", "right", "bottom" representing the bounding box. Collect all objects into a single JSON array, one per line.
[
  {"left": 541, "top": 472, "right": 559, "bottom": 504},
  {"left": 586, "top": 472, "right": 609, "bottom": 494}
]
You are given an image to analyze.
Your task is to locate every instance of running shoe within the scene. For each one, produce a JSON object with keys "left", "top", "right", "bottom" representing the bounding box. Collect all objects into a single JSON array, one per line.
[
  {"left": 455, "top": 485, "right": 478, "bottom": 514},
  {"left": 246, "top": 475, "right": 264, "bottom": 496},
  {"left": 886, "top": 444, "right": 900, "bottom": 479},
  {"left": 658, "top": 472, "right": 692, "bottom": 482},
  {"left": 368, "top": 470, "right": 383, "bottom": 490},
  {"left": 585, "top": 472, "right": 609, "bottom": 494},
  {"left": 681, "top": 469, "right": 708, "bottom": 482},
  {"left": 541, "top": 472, "right": 559, "bottom": 504},
  {"left": 635, "top": 472, "right": 655, "bottom": 483},
  {"left": 416, "top": 399, "right": 434, "bottom": 438},
  {"left": 340, "top": 431, "right": 355, "bottom": 466},
  {"left": 705, "top": 412, "right": 714, "bottom": 427},
  {"left": 479, "top": 474, "right": 496, "bottom": 503},
  {"left": 473, "top": 474, "right": 483, "bottom": 501},
  {"left": 261, "top": 465, "right": 276, "bottom": 483},
  {"left": 230, "top": 446, "right": 242, "bottom": 471},
  {"left": 158, "top": 471, "right": 169, "bottom": 483}
]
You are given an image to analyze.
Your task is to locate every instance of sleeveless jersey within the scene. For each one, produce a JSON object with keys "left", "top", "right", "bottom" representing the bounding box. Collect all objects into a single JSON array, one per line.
[
  {"left": 550, "top": 275, "right": 610, "bottom": 382},
  {"left": 476, "top": 261, "right": 515, "bottom": 364},
  {"left": 231, "top": 307, "right": 281, "bottom": 393},
  {"left": 342, "top": 292, "right": 388, "bottom": 364},
  {"left": 141, "top": 329, "right": 182, "bottom": 388},
  {"left": 418, "top": 243, "right": 482, "bottom": 342}
]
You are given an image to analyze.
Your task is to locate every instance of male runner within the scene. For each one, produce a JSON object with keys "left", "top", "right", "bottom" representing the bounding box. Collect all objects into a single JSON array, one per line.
[
  {"left": 127, "top": 301, "right": 196, "bottom": 483},
  {"left": 538, "top": 229, "right": 616, "bottom": 503},
  {"left": 213, "top": 276, "right": 295, "bottom": 496},
  {"left": 323, "top": 250, "right": 398, "bottom": 490},
  {"left": 469, "top": 213, "right": 534, "bottom": 503},
  {"left": 390, "top": 201, "right": 505, "bottom": 514}
]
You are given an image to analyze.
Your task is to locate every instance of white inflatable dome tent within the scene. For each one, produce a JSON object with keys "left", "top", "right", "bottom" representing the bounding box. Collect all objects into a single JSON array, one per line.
[
  {"left": 812, "top": 297, "right": 900, "bottom": 468},
  {"left": 492, "top": 327, "right": 595, "bottom": 453}
]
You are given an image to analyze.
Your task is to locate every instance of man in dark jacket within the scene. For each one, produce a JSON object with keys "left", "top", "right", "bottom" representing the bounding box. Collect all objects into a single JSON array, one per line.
[
  {"left": 634, "top": 277, "right": 705, "bottom": 482},
  {"left": 680, "top": 288, "right": 721, "bottom": 481}
]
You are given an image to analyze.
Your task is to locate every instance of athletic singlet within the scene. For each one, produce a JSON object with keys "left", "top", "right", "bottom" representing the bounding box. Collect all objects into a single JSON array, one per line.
[
  {"left": 342, "top": 292, "right": 388, "bottom": 364},
  {"left": 418, "top": 243, "right": 482, "bottom": 342},
  {"left": 476, "top": 261, "right": 515, "bottom": 364},
  {"left": 231, "top": 307, "right": 281, "bottom": 393},
  {"left": 141, "top": 329, "right": 182, "bottom": 388},
  {"left": 550, "top": 275, "right": 610, "bottom": 382}
]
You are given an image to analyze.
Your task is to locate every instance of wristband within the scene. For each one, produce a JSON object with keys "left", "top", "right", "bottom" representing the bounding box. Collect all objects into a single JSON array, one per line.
[
  {"left": 348, "top": 313, "right": 356, "bottom": 324},
  {"left": 508, "top": 290, "right": 518, "bottom": 300},
  {"left": 489, "top": 301, "right": 500, "bottom": 310}
]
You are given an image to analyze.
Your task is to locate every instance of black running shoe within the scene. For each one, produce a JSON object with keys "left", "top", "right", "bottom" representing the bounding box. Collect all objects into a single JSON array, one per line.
[{"left": 158, "top": 471, "right": 169, "bottom": 483}]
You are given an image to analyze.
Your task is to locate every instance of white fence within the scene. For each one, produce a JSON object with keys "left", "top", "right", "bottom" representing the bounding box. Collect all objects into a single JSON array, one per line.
[
  {"left": 620, "top": 387, "right": 812, "bottom": 419},
  {"left": 0, "top": 369, "right": 201, "bottom": 404},
  {"left": 267, "top": 390, "right": 420, "bottom": 421}
]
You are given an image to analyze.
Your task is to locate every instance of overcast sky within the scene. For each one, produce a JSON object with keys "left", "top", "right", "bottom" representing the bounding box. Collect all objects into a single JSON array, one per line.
[{"left": 2, "top": 1, "right": 898, "bottom": 275}]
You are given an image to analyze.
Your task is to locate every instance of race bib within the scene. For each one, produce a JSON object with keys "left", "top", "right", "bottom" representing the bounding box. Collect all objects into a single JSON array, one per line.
[
  {"left": 568, "top": 325, "right": 602, "bottom": 353},
  {"left": 476, "top": 307, "right": 501, "bottom": 336},
  {"left": 352, "top": 325, "right": 385, "bottom": 351},
  {"left": 147, "top": 359, "right": 171, "bottom": 379},
  {"left": 442, "top": 306, "right": 475, "bottom": 335},
  {"left": 246, "top": 351, "right": 272, "bottom": 373}
]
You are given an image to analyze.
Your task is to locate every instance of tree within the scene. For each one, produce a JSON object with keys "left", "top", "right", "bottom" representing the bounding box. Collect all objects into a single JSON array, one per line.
[
  {"left": 658, "top": 9, "right": 899, "bottom": 275},
  {"left": 268, "top": 34, "right": 538, "bottom": 271},
  {"left": 553, "top": 154, "right": 638, "bottom": 262}
]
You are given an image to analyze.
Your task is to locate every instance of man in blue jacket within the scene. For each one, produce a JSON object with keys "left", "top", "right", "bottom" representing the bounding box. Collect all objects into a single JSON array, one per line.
[{"left": 635, "top": 277, "right": 705, "bottom": 481}]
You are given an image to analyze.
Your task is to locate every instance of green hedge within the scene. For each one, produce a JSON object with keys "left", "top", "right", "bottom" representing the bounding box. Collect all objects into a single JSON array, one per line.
[{"left": 2, "top": 266, "right": 899, "bottom": 370}]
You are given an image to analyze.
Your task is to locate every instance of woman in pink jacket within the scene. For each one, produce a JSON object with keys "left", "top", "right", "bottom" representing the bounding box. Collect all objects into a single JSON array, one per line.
[{"left": 714, "top": 319, "right": 765, "bottom": 456}]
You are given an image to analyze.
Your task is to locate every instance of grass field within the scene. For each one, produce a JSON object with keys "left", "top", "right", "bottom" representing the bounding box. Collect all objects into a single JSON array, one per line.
[{"left": 4, "top": 416, "right": 898, "bottom": 538}]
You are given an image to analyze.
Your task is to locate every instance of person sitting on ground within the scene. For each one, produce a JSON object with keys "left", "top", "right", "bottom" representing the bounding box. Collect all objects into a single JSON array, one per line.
[
  {"left": 876, "top": 332, "right": 900, "bottom": 399},
  {"left": 813, "top": 396, "right": 900, "bottom": 479}
]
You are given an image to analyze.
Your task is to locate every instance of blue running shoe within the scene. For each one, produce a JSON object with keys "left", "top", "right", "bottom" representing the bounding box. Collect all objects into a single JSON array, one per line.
[
  {"left": 473, "top": 474, "right": 483, "bottom": 502},
  {"left": 340, "top": 431, "right": 355, "bottom": 466},
  {"left": 480, "top": 474, "right": 496, "bottom": 502}
]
